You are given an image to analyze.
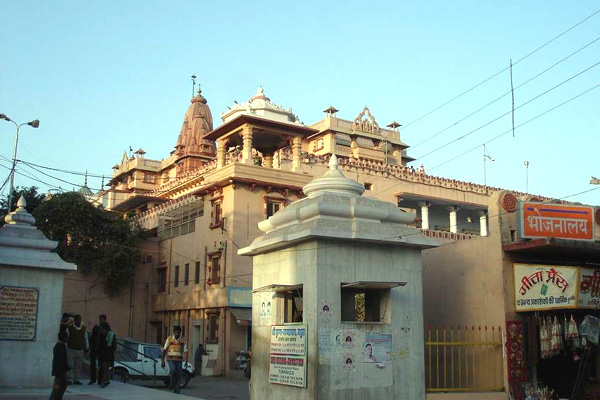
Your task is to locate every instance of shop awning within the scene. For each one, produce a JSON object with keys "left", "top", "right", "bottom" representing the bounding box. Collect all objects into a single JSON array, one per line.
[
  {"left": 230, "top": 307, "right": 252, "bottom": 326},
  {"left": 503, "top": 238, "right": 600, "bottom": 263}
]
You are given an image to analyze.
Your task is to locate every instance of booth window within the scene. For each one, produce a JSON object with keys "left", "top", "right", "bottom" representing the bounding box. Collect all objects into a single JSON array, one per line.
[
  {"left": 184, "top": 263, "right": 190, "bottom": 286},
  {"left": 341, "top": 282, "right": 405, "bottom": 323},
  {"left": 253, "top": 284, "right": 303, "bottom": 324},
  {"left": 207, "top": 253, "right": 221, "bottom": 285},
  {"left": 174, "top": 265, "right": 179, "bottom": 288},
  {"left": 206, "top": 313, "right": 219, "bottom": 344}
]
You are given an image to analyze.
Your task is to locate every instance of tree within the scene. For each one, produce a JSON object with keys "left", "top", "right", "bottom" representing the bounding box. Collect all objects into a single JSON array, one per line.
[
  {"left": 32, "top": 192, "right": 146, "bottom": 296},
  {"left": 0, "top": 186, "right": 46, "bottom": 226}
]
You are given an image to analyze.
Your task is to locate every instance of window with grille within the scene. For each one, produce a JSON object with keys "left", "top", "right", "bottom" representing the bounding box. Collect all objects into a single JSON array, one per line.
[
  {"left": 184, "top": 263, "right": 189, "bottom": 286},
  {"left": 174, "top": 265, "right": 179, "bottom": 288},
  {"left": 207, "top": 253, "right": 221, "bottom": 285},
  {"left": 157, "top": 200, "right": 203, "bottom": 240}
]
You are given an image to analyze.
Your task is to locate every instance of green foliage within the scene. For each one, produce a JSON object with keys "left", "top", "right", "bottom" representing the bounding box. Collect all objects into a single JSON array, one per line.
[
  {"left": 32, "top": 192, "right": 146, "bottom": 296},
  {"left": 0, "top": 186, "right": 46, "bottom": 226}
]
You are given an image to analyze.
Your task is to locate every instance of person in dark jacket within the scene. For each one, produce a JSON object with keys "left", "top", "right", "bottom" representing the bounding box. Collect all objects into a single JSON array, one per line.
[
  {"left": 49, "top": 331, "right": 70, "bottom": 400},
  {"left": 194, "top": 342, "right": 207, "bottom": 375},
  {"left": 96, "top": 322, "right": 117, "bottom": 388},
  {"left": 88, "top": 314, "right": 107, "bottom": 385}
]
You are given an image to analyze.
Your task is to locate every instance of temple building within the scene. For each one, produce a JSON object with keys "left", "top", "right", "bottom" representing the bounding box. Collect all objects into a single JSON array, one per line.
[{"left": 62, "top": 85, "right": 600, "bottom": 399}]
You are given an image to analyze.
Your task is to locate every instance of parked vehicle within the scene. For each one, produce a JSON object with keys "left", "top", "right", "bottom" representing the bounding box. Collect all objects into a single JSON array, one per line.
[{"left": 113, "top": 338, "right": 195, "bottom": 388}]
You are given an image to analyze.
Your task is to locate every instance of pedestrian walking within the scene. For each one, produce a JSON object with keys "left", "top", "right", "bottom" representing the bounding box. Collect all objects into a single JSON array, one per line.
[
  {"left": 88, "top": 314, "right": 107, "bottom": 385},
  {"left": 96, "top": 322, "right": 116, "bottom": 388},
  {"left": 58, "top": 313, "right": 72, "bottom": 335},
  {"left": 66, "top": 315, "right": 88, "bottom": 385},
  {"left": 162, "top": 326, "right": 188, "bottom": 394},
  {"left": 194, "top": 342, "right": 207, "bottom": 375},
  {"left": 49, "top": 331, "right": 70, "bottom": 400}
]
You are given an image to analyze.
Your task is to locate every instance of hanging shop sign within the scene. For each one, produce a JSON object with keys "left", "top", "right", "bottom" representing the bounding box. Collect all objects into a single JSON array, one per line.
[
  {"left": 506, "top": 320, "right": 528, "bottom": 400},
  {"left": 578, "top": 267, "right": 600, "bottom": 309},
  {"left": 517, "top": 201, "right": 594, "bottom": 241},
  {"left": 0, "top": 286, "right": 39, "bottom": 341},
  {"left": 514, "top": 264, "right": 577, "bottom": 311}
]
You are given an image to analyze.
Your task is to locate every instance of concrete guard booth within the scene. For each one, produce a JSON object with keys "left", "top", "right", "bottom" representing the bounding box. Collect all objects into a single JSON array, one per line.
[
  {"left": 0, "top": 197, "right": 77, "bottom": 387},
  {"left": 239, "top": 155, "right": 439, "bottom": 399}
]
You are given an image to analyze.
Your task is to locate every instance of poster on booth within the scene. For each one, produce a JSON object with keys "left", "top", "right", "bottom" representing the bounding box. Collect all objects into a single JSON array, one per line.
[
  {"left": 578, "top": 267, "right": 600, "bottom": 309},
  {"left": 270, "top": 325, "right": 307, "bottom": 355},
  {"left": 269, "top": 355, "right": 307, "bottom": 387},
  {"left": 363, "top": 333, "right": 392, "bottom": 363},
  {"left": 514, "top": 264, "right": 578, "bottom": 311},
  {"left": 0, "top": 286, "right": 39, "bottom": 341}
]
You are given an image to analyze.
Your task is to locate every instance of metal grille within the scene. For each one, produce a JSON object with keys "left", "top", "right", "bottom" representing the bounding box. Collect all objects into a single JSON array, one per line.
[{"left": 425, "top": 325, "right": 504, "bottom": 392}]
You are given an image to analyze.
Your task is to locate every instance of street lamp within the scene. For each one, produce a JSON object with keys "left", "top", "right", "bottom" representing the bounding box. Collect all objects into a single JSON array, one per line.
[{"left": 0, "top": 113, "right": 40, "bottom": 213}]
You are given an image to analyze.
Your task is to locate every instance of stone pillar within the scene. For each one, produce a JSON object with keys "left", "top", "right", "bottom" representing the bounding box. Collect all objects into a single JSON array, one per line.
[
  {"left": 448, "top": 206, "right": 459, "bottom": 234},
  {"left": 217, "top": 139, "right": 227, "bottom": 168},
  {"left": 479, "top": 211, "right": 488, "bottom": 237},
  {"left": 418, "top": 202, "right": 430, "bottom": 230},
  {"left": 241, "top": 126, "right": 253, "bottom": 164},
  {"left": 0, "top": 197, "right": 77, "bottom": 387},
  {"left": 291, "top": 136, "right": 302, "bottom": 171},
  {"left": 263, "top": 153, "right": 274, "bottom": 169}
]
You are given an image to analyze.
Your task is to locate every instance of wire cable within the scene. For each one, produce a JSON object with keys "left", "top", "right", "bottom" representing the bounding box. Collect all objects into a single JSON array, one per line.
[
  {"left": 410, "top": 36, "right": 600, "bottom": 150},
  {"left": 402, "top": 8, "right": 600, "bottom": 130},
  {"left": 415, "top": 60, "right": 600, "bottom": 161}
]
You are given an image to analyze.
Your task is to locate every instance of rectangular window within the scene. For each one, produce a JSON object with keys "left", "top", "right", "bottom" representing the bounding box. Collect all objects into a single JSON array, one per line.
[
  {"left": 174, "top": 265, "right": 179, "bottom": 288},
  {"left": 207, "top": 313, "right": 219, "bottom": 343},
  {"left": 364, "top": 182, "right": 373, "bottom": 191},
  {"left": 282, "top": 288, "right": 303, "bottom": 323},
  {"left": 341, "top": 282, "right": 403, "bottom": 323},
  {"left": 208, "top": 253, "right": 221, "bottom": 285},
  {"left": 266, "top": 200, "right": 282, "bottom": 218},
  {"left": 210, "top": 201, "right": 223, "bottom": 229},
  {"left": 184, "top": 263, "right": 190, "bottom": 286},
  {"left": 195, "top": 261, "right": 200, "bottom": 284},
  {"left": 157, "top": 269, "right": 167, "bottom": 293}
]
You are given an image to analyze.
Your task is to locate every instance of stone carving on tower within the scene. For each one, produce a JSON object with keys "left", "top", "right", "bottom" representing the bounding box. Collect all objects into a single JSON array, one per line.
[
  {"left": 352, "top": 106, "right": 380, "bottom": 134},
  {"left": 174, "top": 87, "right": 216, "bottom": 174}
]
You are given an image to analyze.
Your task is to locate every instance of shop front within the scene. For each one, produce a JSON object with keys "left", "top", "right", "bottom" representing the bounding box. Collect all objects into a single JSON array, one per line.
[{"left": 504, "top": 201, "right": 600, "bottom": 399}]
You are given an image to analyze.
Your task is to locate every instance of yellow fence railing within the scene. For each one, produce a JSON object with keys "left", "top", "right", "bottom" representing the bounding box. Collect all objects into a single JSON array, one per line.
[{"left": 425, "top": 325, "right": 504, "bottom": 392}]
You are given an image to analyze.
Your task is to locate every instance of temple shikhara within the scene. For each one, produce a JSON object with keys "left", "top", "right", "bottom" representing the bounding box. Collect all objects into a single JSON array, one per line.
[{"left": 62, "top": 84, "right": 600, "bottom": 400}]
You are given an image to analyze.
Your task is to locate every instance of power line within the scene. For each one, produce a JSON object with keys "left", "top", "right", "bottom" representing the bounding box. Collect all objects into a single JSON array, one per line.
[
  {"left": 415, "top": 60, "right": 600, "bottom": 161},
  {"left": 402, "top": 8, "right": 600, "bottom": 130},
  {"left": 428, "top": 83, "right": 600, "bottom": 171},
  {"left": 410, "top": 36, "right": 600, "bottom": 150}
]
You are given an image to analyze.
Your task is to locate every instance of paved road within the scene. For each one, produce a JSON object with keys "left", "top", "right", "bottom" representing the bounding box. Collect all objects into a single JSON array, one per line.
[{"left": 131, "top": 375, "right": 250, "bottom": 400}]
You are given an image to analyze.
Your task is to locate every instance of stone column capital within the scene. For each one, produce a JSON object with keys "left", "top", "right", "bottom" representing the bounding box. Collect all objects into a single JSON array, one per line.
[{"left": 418, "top": 201, "right": 430, "bottom": 208}]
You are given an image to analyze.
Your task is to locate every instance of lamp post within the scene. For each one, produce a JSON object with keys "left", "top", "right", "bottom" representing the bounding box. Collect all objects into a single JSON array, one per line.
[{"left": 0, "top": 113, "right": 40, "bottom": 213}]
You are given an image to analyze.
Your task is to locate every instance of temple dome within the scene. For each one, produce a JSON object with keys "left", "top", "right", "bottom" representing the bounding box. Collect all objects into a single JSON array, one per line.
[{"left": 174, "top": 88, "right": 216, "bottom": 166}]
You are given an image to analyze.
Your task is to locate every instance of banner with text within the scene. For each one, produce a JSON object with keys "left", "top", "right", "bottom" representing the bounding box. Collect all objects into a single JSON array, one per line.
[
  {"left": 270, "top": 325, "right": 307, "bottom": 355},
  {"left": 514, "top": 264, "right": 578, "bottom": 311},
  {"left": 269, "top": 355, "right": 307, "bottom": 388},
  {"left": 518, "top": 201, "right": 594, "bottom": 240},
  {"left": 578, "top": 267, "right": 600, "bottom": 309}
]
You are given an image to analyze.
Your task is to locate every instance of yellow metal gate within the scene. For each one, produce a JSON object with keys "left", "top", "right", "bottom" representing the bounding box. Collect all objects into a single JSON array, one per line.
[{"left": 425, "top": 326, "right": 504, "bottom": 392}]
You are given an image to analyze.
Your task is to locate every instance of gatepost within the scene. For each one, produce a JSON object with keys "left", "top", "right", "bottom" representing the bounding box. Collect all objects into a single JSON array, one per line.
[{"left": 0, "top": 197, "right": 76, "bottom": 387}]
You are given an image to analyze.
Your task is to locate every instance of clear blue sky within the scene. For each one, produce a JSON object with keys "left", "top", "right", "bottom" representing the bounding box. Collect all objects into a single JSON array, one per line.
[{"left": 1, "top": 0, "right": 599, "bottom": 204}]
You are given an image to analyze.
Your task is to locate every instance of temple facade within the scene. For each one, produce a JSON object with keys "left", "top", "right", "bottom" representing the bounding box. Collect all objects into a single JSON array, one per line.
[{"left": 61, "top": 85, "right": 600, "bottom": 398}]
